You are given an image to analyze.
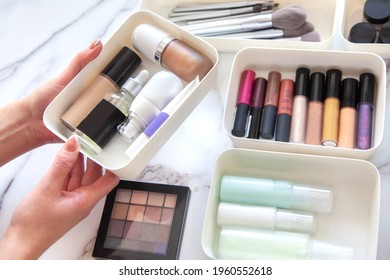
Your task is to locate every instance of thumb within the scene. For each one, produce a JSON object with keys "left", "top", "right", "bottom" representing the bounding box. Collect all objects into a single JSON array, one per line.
[{"left": 46, "top": 136, "right": 81, "bottom": 187}]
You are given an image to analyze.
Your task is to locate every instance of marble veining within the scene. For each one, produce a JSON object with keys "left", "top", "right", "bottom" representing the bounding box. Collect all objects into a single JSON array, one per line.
[{"left": 0, "top": 0, "right": 389, "bottom": 260}]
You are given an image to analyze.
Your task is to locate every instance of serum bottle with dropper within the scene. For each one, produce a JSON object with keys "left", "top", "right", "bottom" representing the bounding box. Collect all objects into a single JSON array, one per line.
[{"left": 74, "top": 70, "right": 150, "bottom": 155}]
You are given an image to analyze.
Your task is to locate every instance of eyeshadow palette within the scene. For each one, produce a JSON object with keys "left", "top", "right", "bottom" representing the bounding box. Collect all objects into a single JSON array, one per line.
[{"left": 93, "top": 180, "right": 191, "bottom": 260}]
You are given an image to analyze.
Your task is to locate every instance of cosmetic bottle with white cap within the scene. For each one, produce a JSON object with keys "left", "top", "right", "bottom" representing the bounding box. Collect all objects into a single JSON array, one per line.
[
  {"left": 220, "top": 175, "right": 333, "bottom": 213},
  {"left": 74, "top": 70, "right": 150, "bottom": 155},
  {"left": 217, "top": 202, "right": 316, "bottom": 234},
  {"left": 118, "top": 70, "right": 183, "bottom": 143},
  {"left": 131, "top": 23, "right": 213, "bottom": 82},
  {"left": 217, "top": 227, "right": 354, "bottom": 260}
]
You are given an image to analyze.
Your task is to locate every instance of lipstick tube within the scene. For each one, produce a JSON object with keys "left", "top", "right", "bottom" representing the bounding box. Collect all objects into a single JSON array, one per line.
[
  {"left": 305, "top": 72, "right": 325, "bottom": 145},
  {"left": 289, "top": 67, "right": 310, "bottom": 143},
  {"left": 356, "top": 72, "right": 375, "bottom": 150},
  {"left": 275, "top": 79, "right": 294, "bottom": 142},
  {"left": 260, "top": 71, "right": 281, "bottom": 139},
  {"left": 322, "top": 69, "right": 342, "bottom": 147},
  {"left": 338, "top": 78, "right": 358, "bottom": 149},
  {"left": 231, "top": 70, "right": 255, "bottom": 137},
  {"left": 247, "top": 77, "right": 267, "bottom": 139}
]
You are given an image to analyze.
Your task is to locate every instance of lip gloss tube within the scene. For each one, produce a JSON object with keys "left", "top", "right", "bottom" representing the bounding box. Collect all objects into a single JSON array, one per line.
[
  {"left": 231, "top": 70, "right": 255, "bottom": 137},
  {"left": 305, "top": 72, "right": 325, "bottom": 145},
  {"left": 338, "top": 78, "right": 358, "bottom": 149},
  {"left": 260, "top": 71, "right": 281, "bottom": 139},
  {"left": 356, "top": 72, "right": 375, "bottom": 150},
  {"left": 217, "top": 202, "right": 316, "bottom": 234},
  {"left": 322, "top": 69, "right": 342, "bottom": 147},
  {"left": 275, "top": 79, "right": 294, "bottom": 142},
  {"left": 247, "top": 77, "right": 267, "bottom": 139},
  {"left": 220, "top": 175, "right": 333, "bottom": 213},
  {"left": 289, "top": 67, "right": 310, "bottom": 143}
]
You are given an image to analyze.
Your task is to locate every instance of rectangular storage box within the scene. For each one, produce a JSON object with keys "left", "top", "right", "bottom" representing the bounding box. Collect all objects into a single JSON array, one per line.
[
  {"left": 223, "top": 47, "right": 386, "bottom": 159},
  {"left": 43, "top": 11, "right": 219, "bottom": 179},
  {"left": 141, "top": 0, "right": 343, "bottom": 52},
  {"left": 202, "top": 148, "right": 380, "bottom": 259},
  {"left": 341, "top": 0, "right": 390, "bottom": 59}
]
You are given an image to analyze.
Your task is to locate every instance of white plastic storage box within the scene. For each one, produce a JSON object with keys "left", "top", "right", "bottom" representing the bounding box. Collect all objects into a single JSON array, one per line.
[
  {"left": 141, "top": 0, "right": 343, "bottom": 51},
  {"left": 341, "top": 0, "right": 390, "bottom": 59},
  {"left": 202, "top": 148, "right": 380, "bottom": 259},
  {"left": 223, "top": 47, "right": 386, "bottom": 159},
  {"left": 43, "top": 11, "right": 219, "bottom": 179}
]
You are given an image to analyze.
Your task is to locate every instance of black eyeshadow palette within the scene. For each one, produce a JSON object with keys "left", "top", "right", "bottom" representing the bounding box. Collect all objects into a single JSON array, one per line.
[{"left": 93, "top": 180, "right": 191, "bottom": 260}]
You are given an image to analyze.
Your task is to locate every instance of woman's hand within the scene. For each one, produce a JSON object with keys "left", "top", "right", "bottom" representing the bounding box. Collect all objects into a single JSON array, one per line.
[
  {"left": 0, "top": 40, "right": 103, "bottom": 166},
  {"left": 0, "top": 136, "right": 119, "bottom": 259}
]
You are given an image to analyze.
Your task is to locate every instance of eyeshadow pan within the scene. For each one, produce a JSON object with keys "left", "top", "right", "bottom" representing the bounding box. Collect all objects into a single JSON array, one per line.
[
  {"left": 93, "top": 180, "right": 190, "bottom": 260},
  {"left": 164, "top": 194, "right": 177, "bottom": 208},
  {"left": 127, "top": 205, "right": 145, "bottom": 222},
  {"left": 144, "top": 206, "right": 162, "bottom": 224},
  {"left": 112, "top": 203, "right": 129, "bottom": 220},
  {"left": 107, "top": 220, "right": 125, "bottom": 238},
  {"left": 147, "top": 192, "right": 165, "bottom": 206},
  {"left": 124, "top": 221, "right": 142, "bottom": 239},
  {"left": 115, "top": 189, "right": 132, "bottom": 203},
  {"left": 161, "top": 208, "right": 174, "bottom": 225},
  {"left": 140, "top": 223, "right": 159, "bottom": 242},
  {"left": 131, "top": 190, "right": 148, "bottom": 204}
]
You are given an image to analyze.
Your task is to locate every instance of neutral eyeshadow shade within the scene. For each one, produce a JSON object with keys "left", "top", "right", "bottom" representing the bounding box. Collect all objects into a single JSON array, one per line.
[
  {"left": 164, "top": 194, "right": 177, "bottom": 208},
  {"left": 144, "top": 206, "right": 163, "bottom": 224},
  {"left": 140, "top": 223, "right": 160, "bottom": 242},
  {"left": 112, "top": 203, "right": 129, "bottom": 220},
  {"left": 115, "top": 189, "right": 132, "bottom": 203},
  {"left": 131, "top": 190, "right": 148, "bottom": 204},
  {"left": 157, "top": 225, "right": 171, "bottom": 244},
  {"left": 107, "top": 220, "right": 125, "bottom": 238},
  {"left": 148, "top": 192, "right": 165, "bottom": 207},
  {"left": 127, "top": 205, "right": 145, "bottom": 222},
  {"left": 161, "top": 208, "right": 174, "bottom": 225},
  {"left": 124, "top": 221, "right": 142, "bottom": 239}
]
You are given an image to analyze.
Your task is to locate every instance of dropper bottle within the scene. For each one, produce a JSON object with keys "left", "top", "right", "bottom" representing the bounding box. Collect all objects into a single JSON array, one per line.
[{"left": 75, "top": 70, "right": 149, "bottom": 155}]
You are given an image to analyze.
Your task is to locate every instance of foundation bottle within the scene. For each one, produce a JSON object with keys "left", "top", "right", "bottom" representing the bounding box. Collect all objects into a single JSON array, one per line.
[
  {"left": 74, "top": 70, "right": 149, "bottom": 155},
  {"left": 131, "top": 23, "right": 214, "bottom": 82},
  {"left": 61, "top": 47, "right": 141, "bottom": 130},
  {"left": 338, "top": 78, "right": 358, "bottom": 149}
]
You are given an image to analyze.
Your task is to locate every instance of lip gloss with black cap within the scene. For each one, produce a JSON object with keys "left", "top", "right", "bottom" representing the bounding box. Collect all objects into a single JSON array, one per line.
[
  {"left": 231, "top": 69, "right": 255, "bottom": 137},
  {"left": 247, "top": 77, "right": 267, "bottom": 139},
  {"left": 260, "top": 71, "right": 281, "bottom": 139},
  {"left": 356, "top": 72, "right": 375, "bottom": 150},
  {"left": 275, "top": 79, "right": 294, "bottom": 142}
]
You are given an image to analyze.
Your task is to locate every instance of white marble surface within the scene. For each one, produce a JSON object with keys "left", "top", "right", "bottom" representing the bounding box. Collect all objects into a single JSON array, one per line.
[{"left": 0, "top": 0, "right": 389, "bottom": 260}]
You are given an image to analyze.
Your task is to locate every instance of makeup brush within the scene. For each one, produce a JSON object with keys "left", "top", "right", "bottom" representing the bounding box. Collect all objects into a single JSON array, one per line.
[
  {"left": 205, "top": 22, "right": 315, "bottom": 39},
  {"left": 172, "top": 1, "right": 275, "bottom": 12},
  {"left": 169, "top": 4, "right": 275, "bottom": 23},
  {"left": 276, "top": 31, "right": 321, "bottom": 42},
  {"left": 182, "top": 5, "right": 307, "bottom": 36}
]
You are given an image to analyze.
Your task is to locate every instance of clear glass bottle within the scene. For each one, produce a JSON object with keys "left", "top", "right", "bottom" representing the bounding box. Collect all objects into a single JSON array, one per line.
[{"left": 74, "top": 70, "right": 149, "bottom": 155}]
